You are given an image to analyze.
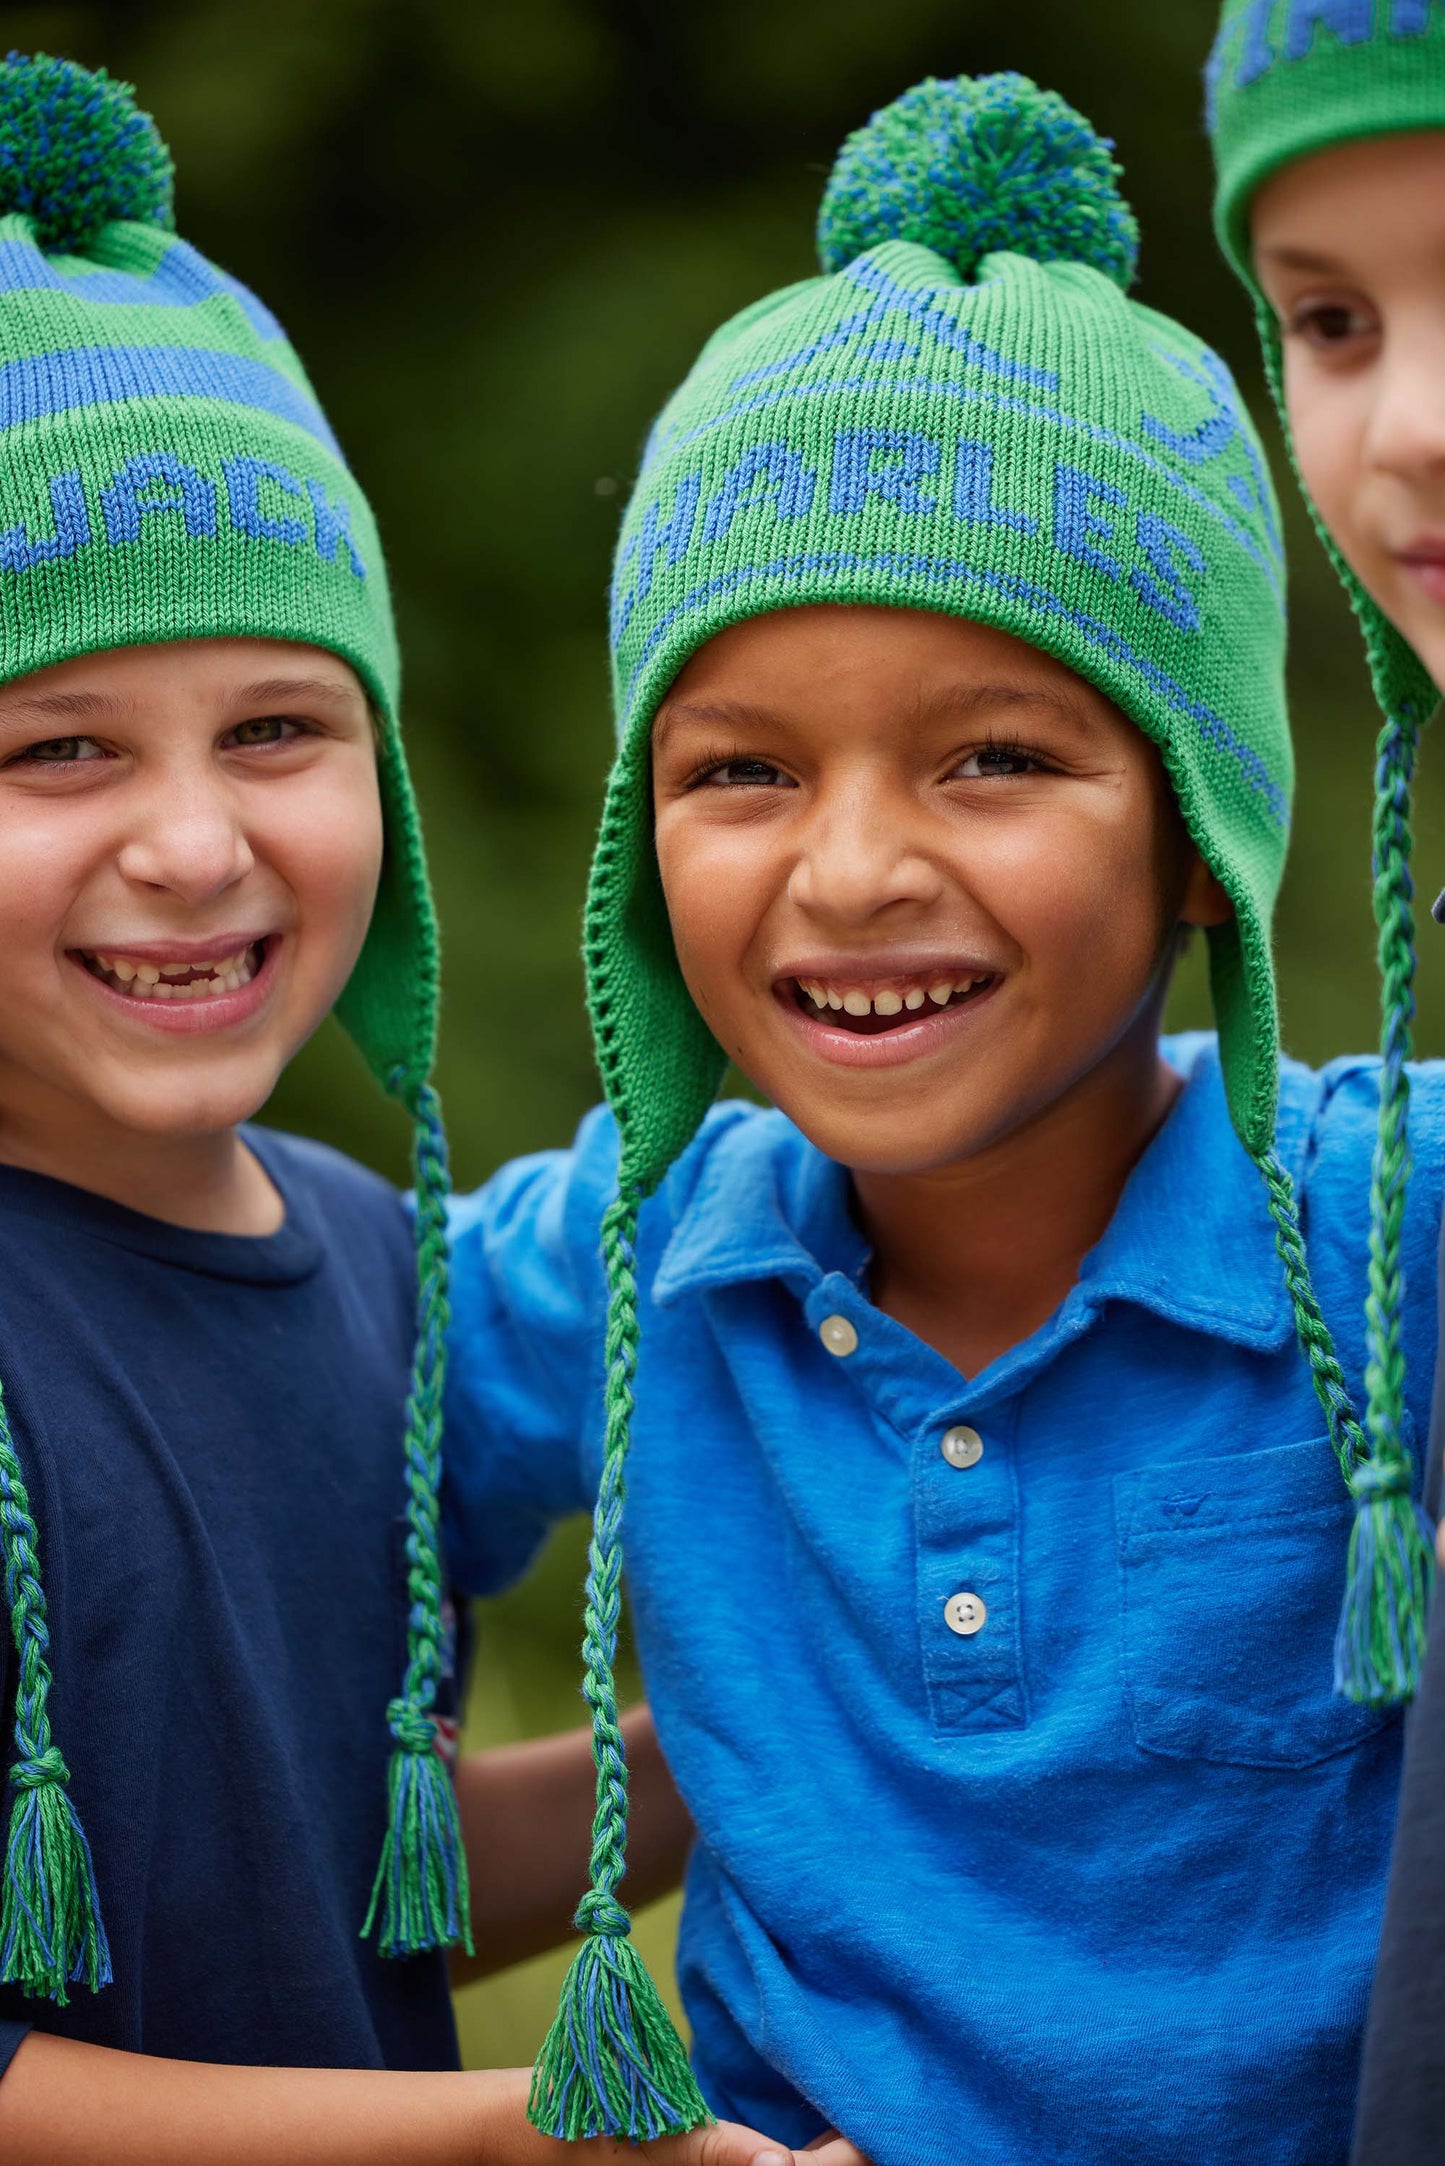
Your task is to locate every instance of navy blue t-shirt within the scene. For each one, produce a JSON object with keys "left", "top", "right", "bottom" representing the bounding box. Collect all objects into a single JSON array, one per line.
[{"left": 0, "top": 1129, "right": 460, "bottom": 2079}]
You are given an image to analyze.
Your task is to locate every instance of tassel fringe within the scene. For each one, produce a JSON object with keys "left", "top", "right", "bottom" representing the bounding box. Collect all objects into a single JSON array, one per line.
[
  {"left": 528, "top": 1910, "right": 712, "bottom": 2141},
  {"left": 363, "top": 1705, "right": 473, "bottom": 1957},
  {"left": 1333, "top": 1463, "right": 1434, "bottom": 1706},
  {"left": 1, "top": 1748, "right": 111, "bottom": 2003}
]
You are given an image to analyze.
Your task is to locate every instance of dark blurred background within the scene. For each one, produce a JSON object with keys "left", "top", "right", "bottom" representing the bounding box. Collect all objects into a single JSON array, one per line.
[{"left": 14, "top": 0, "right": 1444, "bottom": 2066}]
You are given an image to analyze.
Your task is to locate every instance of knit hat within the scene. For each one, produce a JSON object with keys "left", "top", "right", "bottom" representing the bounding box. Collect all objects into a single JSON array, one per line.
[
  {"left": 0, "top": 55, "right": 466, "bottom": 2006},
  {"left": 528, "top": 71, "right": 1430, "bottom": 2145},
  {"left": 1207, "top": 1, "right": 1444, "bottom": 1691}
]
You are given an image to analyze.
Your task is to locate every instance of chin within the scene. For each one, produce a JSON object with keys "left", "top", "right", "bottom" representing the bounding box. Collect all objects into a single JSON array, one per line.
[{"left": 94, "top": 1064, "right": 284, "bottom": 1140}]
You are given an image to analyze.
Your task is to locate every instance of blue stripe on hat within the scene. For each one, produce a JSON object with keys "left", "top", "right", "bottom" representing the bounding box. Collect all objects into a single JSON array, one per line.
[
  {"left": 0, "top": 343, "right": 343, "bottom": 462},
  {"left": 0, "top": 238, "right": 285, "bottom": 341}
]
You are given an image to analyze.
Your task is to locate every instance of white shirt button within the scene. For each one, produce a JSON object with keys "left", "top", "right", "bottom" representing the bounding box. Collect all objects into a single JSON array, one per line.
[
  {"left": 944, "top": 1592, "right": 987, "bottom": 1637},
  {"left": 941, "top": 1424, "right": 983, "bottom": 1469},
  {"left": 819, "top": 1314, "right": 859, "bottom": 1358}
]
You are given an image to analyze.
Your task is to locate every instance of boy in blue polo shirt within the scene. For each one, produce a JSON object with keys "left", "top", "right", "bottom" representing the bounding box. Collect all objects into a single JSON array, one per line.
[{"left": 442, "top": 74, "right": 1442, "bottom": 2166}]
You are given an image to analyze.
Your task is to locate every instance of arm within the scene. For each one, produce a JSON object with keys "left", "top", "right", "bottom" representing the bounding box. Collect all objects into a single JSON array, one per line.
[
  {"left": 0, "top": 2036, "right": 805, "bottom": 2166},
  {"left": 453, "top": 1704, "right": 692, "bottom": 1982}
]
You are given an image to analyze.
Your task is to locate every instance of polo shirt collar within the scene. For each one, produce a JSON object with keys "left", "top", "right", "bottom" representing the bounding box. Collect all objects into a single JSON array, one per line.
[{"left": 652, "top": 1035, "right": 1309, "bottom": 1354}]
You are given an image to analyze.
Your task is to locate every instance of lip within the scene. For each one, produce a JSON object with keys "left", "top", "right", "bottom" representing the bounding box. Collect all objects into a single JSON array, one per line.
[
  {"left": 67, "top": 933, "right": 282, "bottom": 1036},
  {"left": 1394, "top": 537, "right": 1445, "bottom": 606},
  {"left": 773, "top": 952, "right": 1000, "bottom": 989},
  {"left": 772, "top": 972, "right": 1002, "bottom": 1069}
]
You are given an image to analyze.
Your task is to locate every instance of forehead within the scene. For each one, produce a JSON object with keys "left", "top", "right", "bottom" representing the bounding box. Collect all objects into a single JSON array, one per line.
[
  {"left": 1253, "top": 128, "right": 1445, "bottom": 249},
  {"left": 0, "top": 637, "right": 365, "bottom": 716},
  {"left": 654, "top": 604, "right": 1135, "bottom": 734}
]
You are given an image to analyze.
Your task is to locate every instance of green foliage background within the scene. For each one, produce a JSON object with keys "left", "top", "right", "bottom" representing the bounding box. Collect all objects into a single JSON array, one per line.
[{"left": 16, "top": 0, "right": 1445, "bottom": 2073}]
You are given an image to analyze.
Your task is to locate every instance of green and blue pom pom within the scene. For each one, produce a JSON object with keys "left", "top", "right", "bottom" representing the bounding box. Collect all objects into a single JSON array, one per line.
[
  {"left": 817, "top": 71, "right": 1139, "bottom": 292},
  {"left": 0, "top": 51, "right": 174, "bottom": 255}
]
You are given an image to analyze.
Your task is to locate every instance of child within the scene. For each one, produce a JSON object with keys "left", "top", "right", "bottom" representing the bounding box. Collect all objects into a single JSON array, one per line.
[
  {"left": 0, "top": 51, "right": 818, "bottom": 2166},
  {"left": 440, "top": 73, "right": 1445, "bottom": 2166},
  {"left": 1206, "top": 6, "right": 1445, "bottom": 2155}
]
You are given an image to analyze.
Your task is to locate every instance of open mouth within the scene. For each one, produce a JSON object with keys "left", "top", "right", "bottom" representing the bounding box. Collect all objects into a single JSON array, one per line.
[
  {"left": 790, "top": 972, "right": 997, "bottom": 1034},
  {"left": 75, "top": 939, "right": 268, "bottom": 1003}
]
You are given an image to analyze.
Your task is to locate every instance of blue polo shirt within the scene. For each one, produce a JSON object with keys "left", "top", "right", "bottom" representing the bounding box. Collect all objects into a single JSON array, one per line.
[{"left": 443, "top": 1035, "right": 1445, "bottom": 2166}]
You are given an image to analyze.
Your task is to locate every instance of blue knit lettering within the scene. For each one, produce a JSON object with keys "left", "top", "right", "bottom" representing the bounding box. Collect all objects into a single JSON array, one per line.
[
  {"left": 305, "top": 479, "right": 365, "bottom": 578},
  {"left": 610, "top": 473, "right": 702, "bottom": 646},
  {"left": 829, "top": 428, "right": 940, "bottom": 515},
  {"left": 1235, "top": 0, "right": 1280, "bottom": 83},
  {"left": 1131, "top": 512, "right": 1206, "bottom": 632},
  {"left": 0, "top": 471, "right": 90, "bottom": 571},
  {"left": 101, "top": 453, "right": 217, "bottom": 544},
  {"left": 224, "top": 457, "right": 307, "bottom": 545},
  {"left": 953, "top": 439, "right": 1037, "bottom": 534},
  {"left": 1053, "top": 464, "right": 1125, "bottom": 580},
  {"left": 702, "top": 444, "right": 816, "bottom": 543},
  {"left": 1284, "top": 0, "right": 1373, "bottom": 55},
  {"left": 1392, "top": 0, "right": 1434, "bottom": 29}
]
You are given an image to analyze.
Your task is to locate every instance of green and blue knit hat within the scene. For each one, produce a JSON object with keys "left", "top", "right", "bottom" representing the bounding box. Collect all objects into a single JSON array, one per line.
[
  {"left": 0, "top": 55, "right": 467, "bottom": 2006},
  {"left": 1208, "top": 0, "right": 1445, "bottom": 1676},
  {"left": 528, "top": 70, "right": 1432, "bottom": 2146}
]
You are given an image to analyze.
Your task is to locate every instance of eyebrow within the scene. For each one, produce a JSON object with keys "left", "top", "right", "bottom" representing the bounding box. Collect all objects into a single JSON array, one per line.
[
  {"left": 225, "top": 676, "right": 362, "bottom": 710},
  {"left": 653, "top": 682, "right": 1094, "bottom": 745},
  {"left": 0, "top": 688, "right": 135, "bottom": 726},
  {"left": 1253, "top": 243, "right": 1348, "bottom": 275}
]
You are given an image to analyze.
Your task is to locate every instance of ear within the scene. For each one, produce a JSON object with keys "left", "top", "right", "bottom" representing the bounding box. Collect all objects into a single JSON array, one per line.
[{"left": 1179, "top": 847, "right": 1234, "bottom": 931}]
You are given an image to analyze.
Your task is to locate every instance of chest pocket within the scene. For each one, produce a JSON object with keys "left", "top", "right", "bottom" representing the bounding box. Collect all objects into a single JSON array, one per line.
[{"left": 1115, "top": 1435, "right": 1400, "bottom": 1769}]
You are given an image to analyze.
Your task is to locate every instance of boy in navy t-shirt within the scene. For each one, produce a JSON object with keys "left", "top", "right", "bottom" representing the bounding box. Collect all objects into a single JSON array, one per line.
[{"left": 0, "top": 54, "right": 826, "bottom": 2166}]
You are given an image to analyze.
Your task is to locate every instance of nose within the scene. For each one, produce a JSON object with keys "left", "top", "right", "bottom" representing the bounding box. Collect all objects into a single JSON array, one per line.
[
  {"left": 115, "top": 767, "right": 255, "bottom": 906},
  {"left": 786, "top": 775, "right": 945, "bottom": 926},
  {"left": 1363, "top": 318, "right": 1445, "bottom": 487}
]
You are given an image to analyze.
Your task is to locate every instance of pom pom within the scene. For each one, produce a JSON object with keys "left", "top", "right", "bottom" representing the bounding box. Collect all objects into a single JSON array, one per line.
[
  {"left": 0, "top": 51, "right": 173, "bottom": 256},
  {"left": 817, "top": 71, "right": 1139, "bottom": 292}
]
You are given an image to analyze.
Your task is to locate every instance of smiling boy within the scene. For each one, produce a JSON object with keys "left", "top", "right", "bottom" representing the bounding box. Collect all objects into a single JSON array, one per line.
[
  {"left": 0, "top": 51, "right": 821, "bottom": 2166},
  {"left": 440, "top": 74, "right": 1443, "bottom": 2166},
  {"left": 1206, "top": 7, "right": 1445, "bottom": 2155}
]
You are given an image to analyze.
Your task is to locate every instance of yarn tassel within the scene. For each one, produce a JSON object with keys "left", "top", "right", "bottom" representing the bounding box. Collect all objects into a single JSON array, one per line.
[
  {"left": 1332, "top": 707, "right": 1433, "bottom": 1706},
  {"left": 363, "top": 1077, "right": 471, "bottom": 1958},
  {"left": 363, "top": 1701, "right": 473, "bottom": 1957},
  {"left": 1, "top": 1747, "right": 111, "bottom": 2002},
  {"left": 528, "top": 1892, "right": 711, "bottom": 2141},
  {"left": 528, "top": 1185, "right": 711, "bottom": 2141},
  {"left": 1333, "top": 1461, "right": 1433, "bottom": 1705}
]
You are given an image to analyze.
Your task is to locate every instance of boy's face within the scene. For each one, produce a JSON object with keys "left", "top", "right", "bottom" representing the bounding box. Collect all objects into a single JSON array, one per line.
[
  {"left": 652, "top": 605, "right": 1228, "bottom": 1178},
  {"left": 0, "top": 637, "right": 383, "bottom": 1146},
  {"left": 1252, "top": 130, "right": 1445, "bottom": 692}
]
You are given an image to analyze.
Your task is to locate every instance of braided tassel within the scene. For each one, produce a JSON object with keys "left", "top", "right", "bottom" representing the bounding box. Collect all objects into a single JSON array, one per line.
[
  {"left": 528, "top": 1186, "right": 712, "bottom": 2142},
  {"left": 1333, "top": 711, "right": 1434, "bottom": 1705},
  {"left": 0, "top": 1398, "right": 110, "bottom": 2002},
  {"left": 363, "top": 1079, "right": 472, "bottom": 1958}
]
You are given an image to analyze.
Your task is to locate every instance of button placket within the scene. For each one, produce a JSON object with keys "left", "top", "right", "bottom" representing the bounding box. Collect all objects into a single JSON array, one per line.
[{"left": 916, "top": 1400, "right": 1026, "bottom": 1734}]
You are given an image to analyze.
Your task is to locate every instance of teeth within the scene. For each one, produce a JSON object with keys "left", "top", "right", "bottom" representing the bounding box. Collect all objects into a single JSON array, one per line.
[
  {"left": 904, "top": 989, "right": 926, "bottom": 1010},
  {"left": 842, "top": 990, "right": 871, "bottom": 1016},
  {"left": 83, "top": 940, "right": 262, "bottom": 1001},
  {"left": 135, "top": 963, "right": 160, "bottom": 985},
  {"left": 928, "top": 983, "right": 953, "bottom": 1005},
  {"left": 826, "top": 989, "right": 843, "bottom": 1010},
  {"left": 873, "top": 990, "right": 903, "bottom": 1015},
  {"left": 111, "top": 958, "right": 136, "bottom": 983}
]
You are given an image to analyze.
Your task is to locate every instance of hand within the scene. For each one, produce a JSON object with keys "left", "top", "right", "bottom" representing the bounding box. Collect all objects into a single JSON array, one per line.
[
  {"left": 748, "top": 2133, "right": 877, "bottom": 2166},
  {"left": 803, "top": 2134, "right": 877, "bottom": 2165}
]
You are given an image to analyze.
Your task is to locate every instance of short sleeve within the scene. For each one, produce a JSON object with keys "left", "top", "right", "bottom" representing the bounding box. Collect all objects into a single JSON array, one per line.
[
  {"left": 0, "top": 2017, "right": 30, "bottom": 2081},
  {"left": 442, "top": 1105, "right": 621, "bottom": 1595}
]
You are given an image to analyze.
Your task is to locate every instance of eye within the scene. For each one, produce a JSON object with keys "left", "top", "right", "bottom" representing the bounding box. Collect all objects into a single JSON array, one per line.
[
  {"left": 1287, "top": 298, "right": 1377, "bottom": 351},
  {"left": 951, "top": 741, "right": 1046, "bottom": 779},
  {"left": 226, "top": 714, "right": 310, "bottom": 749},
  {"left": 691, "top": 755, "right": 794, "bottom": 789},
  {"left": 9, "top": 734, "right": 109, "bottom": 767}
]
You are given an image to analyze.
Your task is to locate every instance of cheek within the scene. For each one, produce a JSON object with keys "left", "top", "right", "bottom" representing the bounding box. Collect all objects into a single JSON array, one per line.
[
  {"left": 978, "top": 795, "right": 1179, "bottom": 986},
  {"left": 261, "top": 764, "right": 385, "bottom": 966},
  {"left": 655, "top": 812, "right": 774, "bottom": 1010},
  {"left": 1284, "top": 362, "right": 1364, "bottom": 542}
]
